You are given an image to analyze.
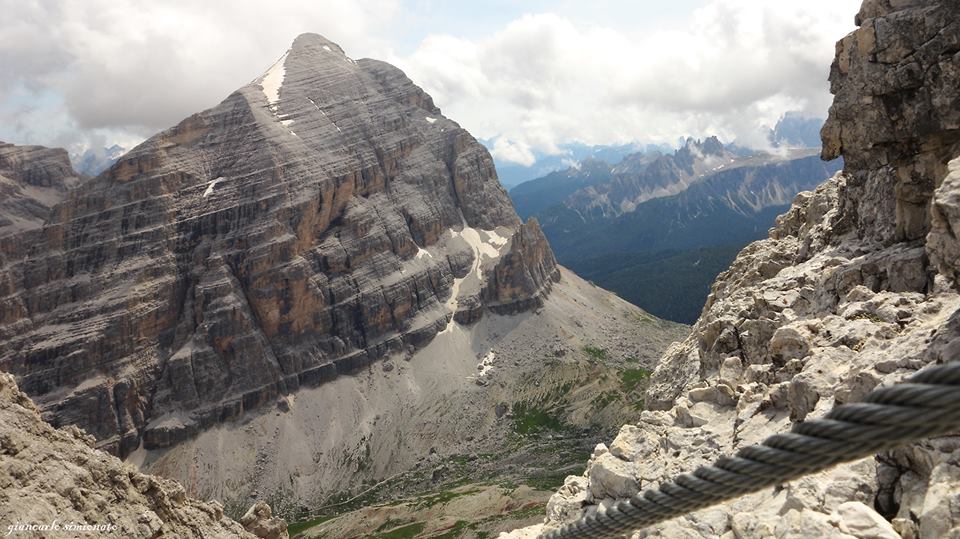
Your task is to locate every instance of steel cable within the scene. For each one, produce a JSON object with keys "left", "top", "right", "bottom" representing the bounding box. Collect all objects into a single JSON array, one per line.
[{"left": 538, "top": 361, "right": 960, "bottom": 539}]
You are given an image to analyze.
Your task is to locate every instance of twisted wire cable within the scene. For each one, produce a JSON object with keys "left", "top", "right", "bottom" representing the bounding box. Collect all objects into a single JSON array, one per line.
[{"left": 538, "top": 360, "right": 960, "bottom": 539}]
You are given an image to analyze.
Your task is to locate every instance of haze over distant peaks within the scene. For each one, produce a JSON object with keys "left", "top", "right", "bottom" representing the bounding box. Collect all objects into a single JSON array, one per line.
[{"left": 71, "top": 143, "right": 127, "bottom": 176}]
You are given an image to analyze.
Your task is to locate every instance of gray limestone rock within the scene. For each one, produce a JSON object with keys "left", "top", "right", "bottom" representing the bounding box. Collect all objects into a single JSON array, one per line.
[
  {"left": 510, "top": 1, "right": 960, "bottom": 537},
  {"left": 0, "top": 142, "right": 81, "bottom": 237},
  {"left": 0, "top": 372, "right": 268, "bottom": 538},
  {"left": 0, "top": 33, "right": 557, "bottom": 456}
]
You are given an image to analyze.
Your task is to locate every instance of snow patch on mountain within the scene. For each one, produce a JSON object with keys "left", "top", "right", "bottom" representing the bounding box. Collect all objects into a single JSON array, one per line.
[{"left": 259, "top": 51, "right": 289, "bottom": 107}]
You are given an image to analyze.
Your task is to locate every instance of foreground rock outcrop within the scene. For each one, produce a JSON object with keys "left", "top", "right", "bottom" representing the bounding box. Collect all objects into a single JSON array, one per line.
[
  {"left": 0, "top": 34, "right": 559, "bottom": 456},
  {"left": 509, "top": 1, "right": 960, "bottom": 538},
  {"left": 0, "top": 372, "right": 286, "bottom": 538}
]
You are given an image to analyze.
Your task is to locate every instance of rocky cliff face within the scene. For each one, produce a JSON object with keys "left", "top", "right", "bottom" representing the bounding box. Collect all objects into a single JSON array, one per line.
[
  {"left": 482, "top": 218, "right": 561, "bottom": 314},
  {"left": 0, "top": 33, "right": 558, "bottom": 457},
  {"left": 508, "top": 1, "right": 960, "bottom": 538},
  {"left": 821, "top": 0, "right": 960, "bottom": 245},
  {"left": 0, "top": 372, "right": 286, "bottom": 539},
  {"left": 0, "top": 142, "right": 81, "bottom": 237}
]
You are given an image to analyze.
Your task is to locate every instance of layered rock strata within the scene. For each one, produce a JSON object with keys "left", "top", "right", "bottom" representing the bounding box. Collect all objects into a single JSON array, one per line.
[
  {"left": 0, "top": 34, "right": 558, "bottom": 456},
  {"left": 0, "top": 142, "right": 81, "bottom": 237}
]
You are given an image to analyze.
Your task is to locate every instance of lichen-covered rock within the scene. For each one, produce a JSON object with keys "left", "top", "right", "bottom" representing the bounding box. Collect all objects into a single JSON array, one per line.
[
  {"left": 0, "top": 372, "right": 271, "bottom": 538},
  {"left": 509, "top": 1, "right": 960, "bottom": 537},
  {"left": 0, "top": 34, "right": 558, "bottom": 456}
]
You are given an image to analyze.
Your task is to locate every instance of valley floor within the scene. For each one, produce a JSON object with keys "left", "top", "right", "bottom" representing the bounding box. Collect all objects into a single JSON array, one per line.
[{"left": 128, "top": 268, "right": 687, "bottom": 536}]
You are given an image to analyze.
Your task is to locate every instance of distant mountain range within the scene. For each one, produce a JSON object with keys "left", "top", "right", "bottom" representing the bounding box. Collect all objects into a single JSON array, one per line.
[
  {"left": 490, "top": 112, "right": 825, "bottom": 190},
  {"left": 511, "top": 136, "right": 842, "bottom": 323},
  {"left": 70, "top": 144, "right": 127, "bottom": 176},
  {"left": 486, "top": 140, "right": 672, "bottom": 189}
]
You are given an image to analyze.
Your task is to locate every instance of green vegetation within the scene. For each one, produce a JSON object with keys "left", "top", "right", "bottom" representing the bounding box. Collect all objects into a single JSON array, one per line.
[
  {"left": 427, "top": 520, "right": 470, "bottom": 539},
  {"left": 591, "top": 391, "right": 620, "bottom": 409},
  {"left": 525, "top": 468, "right": 579, "bottom": 491},
  {"left": 568, "top": 245, "right": 745, "bottom": 324},
  {"left": 511, "top": 402, "right": 565, "bottom": 435},
  {"left": 287, "top": 514, "right": 335, "bottom": 536},
  {"left": 288, "top": 355, "right": 658, "bottom": 538},
  {"left": 620, "top": 367, "right": 653, "bottom": 392},
  {"left": 508, "top": 502, "right": 549, "bottom": 519},
  {"left": 582, "top": 345, "right": 608, "bottom": 361},
  {"left": 376, "top": 518, "right": 409, "bottom": 532},
  {"left": 371, "top": 521, "right": 427, "bottom": 539}
]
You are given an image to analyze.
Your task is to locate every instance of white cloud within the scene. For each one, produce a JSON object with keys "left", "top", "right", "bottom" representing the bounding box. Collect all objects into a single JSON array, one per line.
[
  {"left": 0, "top": 0, "right": 400, "bottom": 152},
  {"left": 561, "top": 158, "right": 581, "bottom": 171},
  {"left": 490, "top": 136, "right": 537, "bottom": 167},
  {"left": 0, "top": 0, "right": 861, "bottom": 161},
  {"left": 394, "top": 0, "right": 860, "bottom": 164}
]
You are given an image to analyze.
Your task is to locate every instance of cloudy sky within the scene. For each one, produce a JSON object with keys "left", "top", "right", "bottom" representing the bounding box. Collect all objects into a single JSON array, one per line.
[{"left": 1, "top": 0, "right": 860, "bottom": 165}]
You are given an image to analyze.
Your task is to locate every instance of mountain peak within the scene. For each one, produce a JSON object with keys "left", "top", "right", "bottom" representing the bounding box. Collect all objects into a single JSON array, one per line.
[
  {"left": 290, "top": 32, "right": 347, "bottom": 57},
  {"left": 251, "top": 34, "right": 359, "bottom": 109},
  {"left": 680, "top": 135, "right": 724, "bottom": 156},
  {"left": 0, "top": 30, "right": 549, "bottom": 458},
  {"left": 700, "top": 135, "right": 724, "bottom": 155}
]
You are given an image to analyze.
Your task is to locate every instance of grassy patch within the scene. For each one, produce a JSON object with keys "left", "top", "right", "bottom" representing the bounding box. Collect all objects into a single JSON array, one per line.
[
  {"left": 371, "top": 521, "right": 427, "bottom": 539},
  {"left": 508, "top": 502, "right": 549, "bottom": 519},
  {"left": 376, "top": 518, "right": 410, "bottom": 532},
  {"left": 620, "top": 367, "right": 653, "bottom": 392},
  {"left": 287, "top": 514, "right": 335, "bottom": 536},
  {"left": 591, "top": 391, "right": 620, "bottom": 409},
  {"left": 525, "top": 470, "right": 574, "bottom": 491},
  {"left": 511, "top": 402, "right": 564, "bottom": 435},
  {"left": 582, "top": 345, "right": 608, "bottom": 361},
  {"left": 427, "top": 520, "right": 470, "bottom": 539}
]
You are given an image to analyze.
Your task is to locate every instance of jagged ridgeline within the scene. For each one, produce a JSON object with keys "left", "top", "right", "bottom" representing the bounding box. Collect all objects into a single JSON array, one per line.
[
  {"left": 507, "top": 1, "right": 960, "bottom": 537},
  {"left": 0, "top": 30, "right": 688, "bottom": 535},
  {"left": 512, "top": 137, "right": 843, "bottom": 323}
]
